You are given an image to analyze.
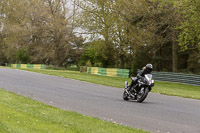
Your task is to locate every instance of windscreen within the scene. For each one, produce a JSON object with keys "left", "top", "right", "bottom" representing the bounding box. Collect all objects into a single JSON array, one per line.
[{"left": 145, "top": 74, "right": 153, "bottom": 81}]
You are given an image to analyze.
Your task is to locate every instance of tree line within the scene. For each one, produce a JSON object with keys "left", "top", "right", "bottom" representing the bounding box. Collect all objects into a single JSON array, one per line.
[{"left": 0, "top": 0, "right": 200, "bottom": 74}]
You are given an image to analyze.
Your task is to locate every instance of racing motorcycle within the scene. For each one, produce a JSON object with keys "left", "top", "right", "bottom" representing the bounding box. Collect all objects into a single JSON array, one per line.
[{"left": 123, "top": 74, "right": 154, "bottom": 103}]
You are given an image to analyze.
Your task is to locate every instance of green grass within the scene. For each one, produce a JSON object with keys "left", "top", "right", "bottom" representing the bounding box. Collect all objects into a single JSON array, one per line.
[
  {"left": 21, "top": 69, "right": 200, "bottom": 100},
  {"left": 0, "top": 66, "right": 11, "bottom": 68},
  {"left": 153, "top": 81, "right": 200, "bottom": 99},
  {"left": 0, "top": 89, "right": 148, "bottom": 133}
]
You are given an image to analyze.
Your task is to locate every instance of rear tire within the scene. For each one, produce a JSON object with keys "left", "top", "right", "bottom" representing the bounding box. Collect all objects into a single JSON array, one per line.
[
  {"left": 137, "top": 87, "right": 149, "bottom": 103},
  {"left": 123, "top": 90, "right": 129, "bottom": 101}
]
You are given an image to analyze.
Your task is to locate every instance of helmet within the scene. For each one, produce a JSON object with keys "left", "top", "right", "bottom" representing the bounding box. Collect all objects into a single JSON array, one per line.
[{"left": 146, "top": 64, "right": 153, "bottom": 73}]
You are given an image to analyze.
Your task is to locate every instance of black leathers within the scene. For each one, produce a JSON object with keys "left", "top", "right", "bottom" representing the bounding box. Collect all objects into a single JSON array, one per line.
[
  {"left": 128, "top": 68, "right": 152, "bottom": 91},
  {"left": 137, "top": 68, "right": 152, "bottom": 80}
]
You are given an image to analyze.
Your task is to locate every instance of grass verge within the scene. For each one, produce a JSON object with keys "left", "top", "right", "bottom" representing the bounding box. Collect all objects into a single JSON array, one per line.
[
  {"left": 21, "top": 69, "right": 200, "bottom": 100},
  {"left": 0, "top": 88, "right": 148, "bottom": 133}
]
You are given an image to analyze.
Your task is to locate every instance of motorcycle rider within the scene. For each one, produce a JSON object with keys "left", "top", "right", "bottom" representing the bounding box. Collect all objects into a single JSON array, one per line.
[{"left": 127, "top": 64, "right": 153, "bottom": 92}]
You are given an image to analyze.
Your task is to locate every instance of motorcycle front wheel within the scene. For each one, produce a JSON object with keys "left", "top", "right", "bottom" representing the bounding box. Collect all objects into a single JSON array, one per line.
[
  {"left": 123, "top": 90, "right": 129, "bottom": 101},
  {"left": 137, "top": 87, "right": 149, "bottom": 103}
]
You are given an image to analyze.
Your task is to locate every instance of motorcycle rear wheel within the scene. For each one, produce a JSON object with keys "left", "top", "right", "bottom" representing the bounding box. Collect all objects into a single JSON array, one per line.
[{"left": 137, "top": 87, "right": 149, "bottom": 103}]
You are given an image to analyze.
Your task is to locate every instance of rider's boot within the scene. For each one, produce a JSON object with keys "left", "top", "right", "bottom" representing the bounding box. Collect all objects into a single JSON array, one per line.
[{"left": 130, "top": 85, "right": 137, "bottom": 100}]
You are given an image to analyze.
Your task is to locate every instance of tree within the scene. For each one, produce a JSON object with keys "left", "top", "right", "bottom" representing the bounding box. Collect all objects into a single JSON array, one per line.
[
  {"left": 74, "top": 0, "right": 119, "bottom": 67},
  {"left": 16, "top": 48, "right": 30, "bottom": 63},
  {"left": 0, "top": 0, "right": 83, "bottom": 67},
  {"left": 80, "top": 40, "right": 107, "bottom": 67},
  {"left": 150, "top": 0, "right": 181, "bottom": 72},
  {"left": 177, "top": 0, "right": 200, "bottom": 73}
]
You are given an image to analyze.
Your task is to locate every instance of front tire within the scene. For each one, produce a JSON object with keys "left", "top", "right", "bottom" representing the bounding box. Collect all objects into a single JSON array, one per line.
[
  {"left": 137, "top": 87, "right": 149, "bottom": 103},
  {"left": 123, "top": 90, "right": 129, "bottom": 101}
]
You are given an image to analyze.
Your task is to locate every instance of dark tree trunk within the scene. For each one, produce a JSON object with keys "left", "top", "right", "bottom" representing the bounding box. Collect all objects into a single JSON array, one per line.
[{"left": 172, "top": 41, "right": 178, "bottom": 72}]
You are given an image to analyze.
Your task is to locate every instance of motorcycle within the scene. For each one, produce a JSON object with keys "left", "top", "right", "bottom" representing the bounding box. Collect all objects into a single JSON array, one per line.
[{"left": 123, "top": 74, "right": 154, "bottom": 103}]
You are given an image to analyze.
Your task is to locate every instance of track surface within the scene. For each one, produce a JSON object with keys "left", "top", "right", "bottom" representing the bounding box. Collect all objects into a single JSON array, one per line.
[{"left": 0, "top": 68, "right": 200, "bottom": 133}]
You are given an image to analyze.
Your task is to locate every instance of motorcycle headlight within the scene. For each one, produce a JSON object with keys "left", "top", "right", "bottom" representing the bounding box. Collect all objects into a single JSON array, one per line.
[{"left": 151, "top": 80, "right": 154, "bottom": 87}]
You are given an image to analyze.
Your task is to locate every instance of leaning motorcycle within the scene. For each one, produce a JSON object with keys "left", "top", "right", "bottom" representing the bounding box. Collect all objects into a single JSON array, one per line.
[{"left": 123, "top": 74, "right": 154, "bottom": 103}]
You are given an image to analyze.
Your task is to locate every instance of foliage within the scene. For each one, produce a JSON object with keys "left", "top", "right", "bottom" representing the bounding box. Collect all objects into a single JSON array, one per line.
[
  {"left": 0, "top": 0, "right": 83, "bottom": 67},
  {"left": 177, "top": 0, "right": 200, "bottom": 73},
  {"left": 80, "top": 40, "right": 108, "bottom": 67},
  {"left": 16, "top": 48, "right": 30, "bottom": 64},
  {"left": 178, "top": 0, "right": 200, "bottom": 51},
  {"left": 74, "top": 0, "right": 199, "bottom": 73},
  {"left": 76, "top": 0, "right": 181, "bottom": 71},
  {"left": 0, "top": 0, "right": 199, "bottom": 73}
]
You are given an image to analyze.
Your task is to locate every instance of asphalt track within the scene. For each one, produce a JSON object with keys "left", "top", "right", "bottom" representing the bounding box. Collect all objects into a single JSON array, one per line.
[{"left": 0, "top": 68, "right": 200, "bottom": 133}]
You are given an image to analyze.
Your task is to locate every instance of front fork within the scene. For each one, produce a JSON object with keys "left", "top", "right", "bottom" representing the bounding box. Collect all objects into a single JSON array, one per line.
[
  {"left": 124, "top": 81, "right": 130, "bottom": 94},
  {"left": 125, "top": 81, "right": 128, "bottom": 89},
  {"left": 125, "top": 81, "right": 137, "bottom": 98}
]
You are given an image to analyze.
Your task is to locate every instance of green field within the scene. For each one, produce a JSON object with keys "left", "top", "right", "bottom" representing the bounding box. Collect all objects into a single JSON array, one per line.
[
  {"left": 0, "top": 89, "right": 148, "bottom": 133},
  {"left": 21, "top": 68, "right": 200, "bottom": 100}
]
